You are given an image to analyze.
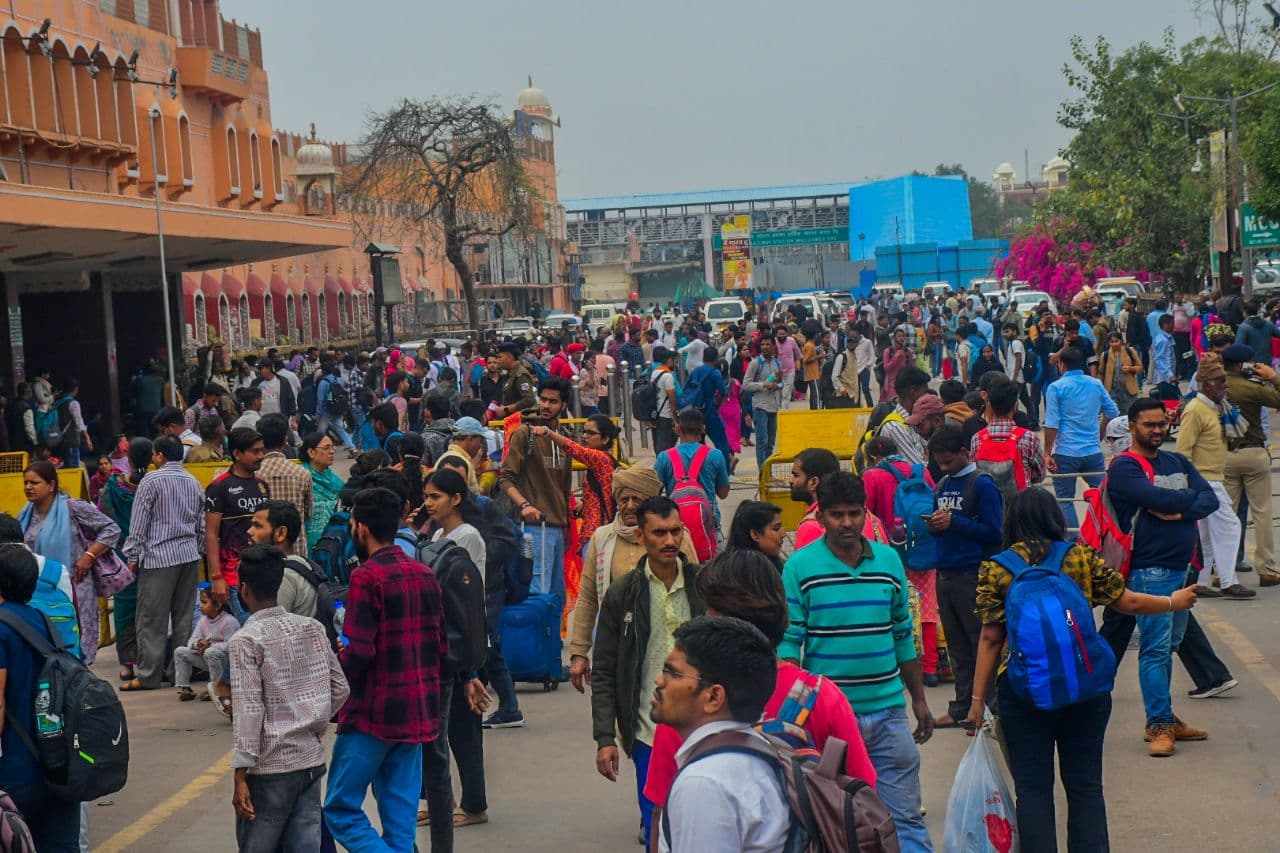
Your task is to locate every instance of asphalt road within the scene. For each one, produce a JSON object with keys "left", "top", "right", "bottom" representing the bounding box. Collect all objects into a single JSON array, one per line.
[{"left": 81, "top": 418, "right": 1280, "bottom": 852}]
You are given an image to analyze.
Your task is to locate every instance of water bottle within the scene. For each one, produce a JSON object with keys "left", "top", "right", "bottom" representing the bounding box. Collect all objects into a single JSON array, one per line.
[
  {"left": 35, "top": 680, "right": 62, "bottom": 739},
  {"left": 521, "top": 527, "right": 535, "bottom": 561},
  {"left": 334, "top": 601, "right": 349, "bottom": 648}
]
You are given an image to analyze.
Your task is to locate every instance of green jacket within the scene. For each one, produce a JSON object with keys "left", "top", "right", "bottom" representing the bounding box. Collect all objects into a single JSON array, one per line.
[{"left": 590, "top": 555, "right": 704, "bottom": 756}]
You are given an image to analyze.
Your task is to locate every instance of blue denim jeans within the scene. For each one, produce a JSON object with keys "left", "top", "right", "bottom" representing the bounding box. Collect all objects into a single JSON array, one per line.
[
  {"left": 324, "top": 730, "right": 422, "bottom": 853},
  {"left": 527, "top": 524, "right": 566, "bottom": 606},
  {"left": 1129, "top": 566, "right": 1191, "bottom": 727},
  {"left": 1052, "top": 452, "right": 1106, "bottom": 531},
  {"left": 856, "top": 705, "right": 933, "bottom": 851},
  {"left": 752, "top": 407, "right": 778, "bottom": 469},
  {"left": 318, "top": 414, "right": 357, "bottom": 451},
  {"left": 633, "top": 740, "right": 655, "bottom": 846}
]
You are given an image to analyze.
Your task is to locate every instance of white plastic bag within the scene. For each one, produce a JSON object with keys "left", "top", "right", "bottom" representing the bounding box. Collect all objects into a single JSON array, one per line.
[{"left": 942, "top": 718, "right": 1018, "bottom": 853}]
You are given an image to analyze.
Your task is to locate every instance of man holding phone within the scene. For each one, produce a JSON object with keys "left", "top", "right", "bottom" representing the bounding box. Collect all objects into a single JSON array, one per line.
[
  {"left": 924, "top": 424, "right": 1004, "bottom": 729},
  {"left": 1222, "top": 345, "right": 1280, "bottom": 586}
]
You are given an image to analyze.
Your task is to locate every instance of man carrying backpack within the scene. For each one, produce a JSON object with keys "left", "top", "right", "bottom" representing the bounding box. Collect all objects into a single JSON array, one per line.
[
  {"left": 248, "top": 502, "right": 322, "bottom": 619},
  {"left": 742, "top": 336, "right": 791, "bottom": 470},
  {"left": 925, "top": 424, "right": 1004, "bottom": 730},
  {"left": 1106, "top": 398, "right": 1219, "bottom": 757},
  {"left": 653, "top": 409, "right": 730, "bottom": 560},
  {"left": 644, "top": 346, "right": 681, "bottom": 455},
  {"left": 650, "top": 616, "right": 788, "bottom": 853},
  {"left": 0, "top": 543, "right": 81, "bottom": 851},
  {"left": 970, "top": 375, "right": 1046, "bottom": 503}
]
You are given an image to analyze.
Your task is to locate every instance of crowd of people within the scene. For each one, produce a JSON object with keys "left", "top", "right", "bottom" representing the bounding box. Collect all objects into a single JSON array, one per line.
[{"left": 0, "top": 280, "right": 1277, "bottom": 852}]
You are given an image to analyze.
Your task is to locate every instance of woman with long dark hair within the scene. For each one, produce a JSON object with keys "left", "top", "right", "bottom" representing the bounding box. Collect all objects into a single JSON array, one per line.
[
  {"left": 19, "top": 459, "right": 122, "bottom": 665},
  {"left": 299, "top": 431, "right": 345, "bottom": 550},
  {"left": 727, "top": 500, "right": 785, "bottom": 569},
  {"left": 968, "top": 487, "right": 1196, "bottom": 851},
  {"left": 98, "top": 437, "right": 153, "bottom": 681}
]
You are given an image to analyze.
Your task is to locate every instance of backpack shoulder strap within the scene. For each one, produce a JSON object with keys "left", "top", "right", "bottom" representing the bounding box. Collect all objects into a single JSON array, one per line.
[
  {"left": 285, "top": 555, "right": 326, "bottom": 588},
  {"left": 990, "top": 548, "right": 1031, "bottom": 578},
  {"left": 0, "top": 608, "right": 56, "bottom": 658},
  {"left": 685, "top": 445, "right": 711, "bottom": 483},
  {"left": 37, "top": 556, "right": 62, "bottom": 589},
  {"left": 661, "top": 730, "right": 785, "bottom": 848},
  {"left": 879, "top": 461, "right": 907, "bottom": 484},
  {"left": 1121, "top": 450, "right": 1156, "bottom": 482},
  {"left": 1043, "top": 540, "right": 1074, "bottom": 571},
  {"left": 665, "top": 447, "right": 687, "bottom": 481}
]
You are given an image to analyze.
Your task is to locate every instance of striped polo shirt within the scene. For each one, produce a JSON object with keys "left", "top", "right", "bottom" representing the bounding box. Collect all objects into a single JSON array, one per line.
[{"left": 779, "top": 536, "right": 916, "bottom": 714}]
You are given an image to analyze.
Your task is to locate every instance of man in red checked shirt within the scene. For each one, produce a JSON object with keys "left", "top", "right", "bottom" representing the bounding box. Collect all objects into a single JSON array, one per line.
[{"left": 323, "top": 486, "right": 486, "bottom": 852}]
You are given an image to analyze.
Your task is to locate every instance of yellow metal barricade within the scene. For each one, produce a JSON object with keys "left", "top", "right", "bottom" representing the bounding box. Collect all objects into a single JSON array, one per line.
[
  {"left": 0, "top": 451, "right": 29, "bottom": 473},
  {"left": 0, "top": 462, "right": 88, "bottom": 515},
  {"left": 759, "top": 408, "right": 872, "bottom": 532}
]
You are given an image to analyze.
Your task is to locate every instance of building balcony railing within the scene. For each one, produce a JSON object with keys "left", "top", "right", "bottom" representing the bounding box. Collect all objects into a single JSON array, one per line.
[{"left": 176, "top": 46, "right": 250, "bottom": 105}]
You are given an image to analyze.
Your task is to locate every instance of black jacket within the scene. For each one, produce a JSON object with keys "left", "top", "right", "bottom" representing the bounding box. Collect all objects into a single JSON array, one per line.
[{"left": 590, "top": 555, "right": 704, "bottom": 756}]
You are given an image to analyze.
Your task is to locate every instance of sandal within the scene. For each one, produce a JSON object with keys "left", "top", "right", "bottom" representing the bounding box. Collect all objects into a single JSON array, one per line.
[
  {"left": 208, "top": 683, "right": 233, "bottom": 720},
  {"left": 120, "top": 678, "right": 149, "bottom": 692},
  {"left": 177, "top": 686, "right": 196, "bottom": 701},
  {"left": 453, "top": 809, "right": 488, "bottom": 827},
  {"left": 416, "top": 809, "right": 430, "bottom": 826},
  {"left": 119, "top": 667, "right": 135, "bottom": 681}
]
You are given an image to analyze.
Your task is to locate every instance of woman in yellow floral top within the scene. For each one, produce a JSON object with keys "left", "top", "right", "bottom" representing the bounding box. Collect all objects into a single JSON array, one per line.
[{"left": 967, "top": 488, "right": 1196, "bottom": 853}]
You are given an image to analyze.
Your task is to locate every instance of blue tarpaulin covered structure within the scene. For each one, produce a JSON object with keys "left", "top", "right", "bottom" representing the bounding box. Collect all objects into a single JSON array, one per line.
[{"left": 849, "top": 176, "right": 973, "bottom": 254}]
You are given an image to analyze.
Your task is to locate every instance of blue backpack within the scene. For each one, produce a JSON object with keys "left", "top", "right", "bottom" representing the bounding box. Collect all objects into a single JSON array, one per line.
[
  {"left": 883, "top": 462, "right": 937, "bottom": 570},
  {"left": 311, "top": 510, "right": 357, "bottom": 583},
  {"left": 994, "top": 541, "right": 1116, "bottom": 710},
  {"left": 31, "top": 556, "right": 81, "bottom": 659}
]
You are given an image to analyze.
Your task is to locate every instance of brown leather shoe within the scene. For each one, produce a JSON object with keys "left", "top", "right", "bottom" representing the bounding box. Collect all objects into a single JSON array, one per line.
[
  {"left": 1144, "top": 716, "right": 1207, "bottom": 742},
  {"left": 1260, "top": 573, "right": 1280, "bottom": 587},
  {"left": 1148, "top": 725, "right": 1176, "bottom": 757}
]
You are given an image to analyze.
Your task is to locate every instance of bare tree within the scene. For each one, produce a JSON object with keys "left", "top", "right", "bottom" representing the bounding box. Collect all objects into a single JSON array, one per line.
[
  {"left": 1196, "top": 0, "right": 1279, "bottom": 58},
  {"left": 344, "top": 97, "right": 538, "bottom": 334}
]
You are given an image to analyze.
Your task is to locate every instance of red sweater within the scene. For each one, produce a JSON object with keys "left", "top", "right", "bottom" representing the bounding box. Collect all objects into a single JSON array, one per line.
[{"left": 642, "top": 661, "right": 877, "bottom": 807}]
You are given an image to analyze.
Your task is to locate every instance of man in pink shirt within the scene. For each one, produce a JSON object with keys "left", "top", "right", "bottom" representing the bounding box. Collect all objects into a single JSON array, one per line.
[
  {"left": 773, "top": 327, "right": 803, "bottom": 380},
  {"left": 791, "top": 448, "right": 841, "bottom": 551},
  {"left": 642, "top": 549, "right": 876, "bottom": 809}
]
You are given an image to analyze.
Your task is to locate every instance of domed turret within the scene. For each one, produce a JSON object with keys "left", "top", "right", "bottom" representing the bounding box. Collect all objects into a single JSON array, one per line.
[
  {"left": 516, "top": 76, "right": 552, "bottom": 115},
  {"left": 293, "top": 123, "right": 336, "bottom": 216},
  {"left": 295, "top": 123, "right": 335, "bottom": 177}
]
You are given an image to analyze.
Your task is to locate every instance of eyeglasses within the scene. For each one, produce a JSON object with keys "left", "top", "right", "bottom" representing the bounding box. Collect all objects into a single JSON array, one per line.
[
  {"left": 317, "top": 443, "right": 336, "bottom": 451},
  {"left": 582, "top": 429, "right": 601, "bottom": 437},
  {"left": 661, "top": 665, "right": 708, "bottom": 684}
]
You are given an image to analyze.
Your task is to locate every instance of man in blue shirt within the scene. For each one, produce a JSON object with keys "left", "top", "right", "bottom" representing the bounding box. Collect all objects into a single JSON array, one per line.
[
  {"left": 1044, "top": 346, "right": 1120, "bottom": 529},
  {"left": 0, "top": 544, "right": 81, "bottom": 851},
  {"left": 679, "top": 346, "right": 732, "bottom": 465},
  {"left": 653, "top": 408, "right": 731, "bottom": 536},
  {"left": 1151, "top": 314, "right": 1176, "bottom": 388}
]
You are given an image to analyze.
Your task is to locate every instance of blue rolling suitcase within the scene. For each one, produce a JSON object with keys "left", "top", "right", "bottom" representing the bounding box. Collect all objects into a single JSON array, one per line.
[{"left": 500, "top": 523, "right": 566, "bottom": 691}]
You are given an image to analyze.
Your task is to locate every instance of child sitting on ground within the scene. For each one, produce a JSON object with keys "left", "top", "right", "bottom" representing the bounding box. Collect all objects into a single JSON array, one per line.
[{"left": 174, "top": 585, "right": 240, "bottom": 701}]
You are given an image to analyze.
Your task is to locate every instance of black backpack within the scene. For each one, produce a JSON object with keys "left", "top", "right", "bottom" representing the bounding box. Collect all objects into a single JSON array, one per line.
[
  {"left": 0, "top": 609, "right": 129, "bottom": 802},
  {"left": 415, "top": 536, "right": 488, "bottom": 673},
  {"left": 284, "top": 554, "right": 327, "bottom": 590},
  {"left": 297, "top": 375, "right": 319, "bottom": 417},
  {"left": 631, "top": 372, "right": 660, "bottom": 422},
  {"left": 1020, "top": 337, "right": 1042, "bottom": 384},
  {"left": 315, "top": 578, "right": 349, "bottom": 650}
]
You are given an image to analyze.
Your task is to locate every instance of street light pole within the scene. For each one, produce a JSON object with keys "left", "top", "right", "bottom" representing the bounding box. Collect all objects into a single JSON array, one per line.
[
  {"left": 148, "top": 104, "right": 178, "bottom": 407},
  {"left": 1178, "top": 80, "right": 1280, "bottom": 296}
]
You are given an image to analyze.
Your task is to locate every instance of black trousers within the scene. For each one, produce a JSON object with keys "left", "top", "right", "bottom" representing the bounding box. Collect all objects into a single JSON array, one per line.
[
  {"left": 652, "top": 417, "right": 676, "bottom": 454},
  {"left": 997, "top": 676, "right": 1111, "bottom": 853},
  {"left": 936, "top": 570, "right": 987, "bottom": 720},
  {"left": 421, "top": 676, "right": 488, "bottom": 852}
]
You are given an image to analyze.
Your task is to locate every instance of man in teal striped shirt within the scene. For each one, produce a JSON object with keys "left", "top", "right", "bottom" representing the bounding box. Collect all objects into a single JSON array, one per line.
[{"left": 780, "top": 471, "right": 935, "bottom": 851}]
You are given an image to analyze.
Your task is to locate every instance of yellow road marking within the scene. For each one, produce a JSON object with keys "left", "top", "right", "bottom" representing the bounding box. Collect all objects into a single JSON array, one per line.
[
  {"left": 97, "top": 750, "right": 233, "bottom": 853},
  {"left": 1197, "top": 608, "right": 1280, "bottom": 705}
]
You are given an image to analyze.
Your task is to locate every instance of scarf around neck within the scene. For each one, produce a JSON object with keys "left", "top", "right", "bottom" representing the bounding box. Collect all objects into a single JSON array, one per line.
[{"left": 20, "top": 492, "right": 73, "bottom": 568}]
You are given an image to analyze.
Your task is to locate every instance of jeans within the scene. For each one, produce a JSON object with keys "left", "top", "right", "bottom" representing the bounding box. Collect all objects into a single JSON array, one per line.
[
  {"left": 63, "top": 445, "right": 82, "bottom": 468},
  {"left": 997, "top": 675, "right": 1111, "bottom": 853},
  {"left": 936, "top": 570, "right": 984, "bottom": 720},
  {"left": 1129, "top": 566, "right": 1191, "bottom": 727},
  {"left": 350, "top": 407, "right": 368, "bottom": 449},
  {"left": 1051, "top": 452, "right": 1105, "bottom": 531},
  {"left": 857, "top": 368, "right": 873, "bottom": 407},
  {"left": 1100, "top": 606, "right": 1230, "bottom": 693},
  {"left": 485, "top": 597, "right": 520, "bottom": 713},
  {"left": 318, "top": 414, "right": 357, "bottom": 451},
  {"left": 527, "top": 524, "right": 566, "bottom": 606},
  {"left": 752, "top": 407, "right": 778, "bottom": 469},
  {"left": 8, "top": 780, "right": 80, "bottom": 852},
  {"left": 174, "top": 642, "right": 229, "bottom": 687},
  {"left": 856, "top": 705, "right": 932, "bottom": 851},
  {"left": 325, "top": 730, "right": 422, "bottom": 853},
  {"left": 235, "top": 765, "right": 325, "bottom": 853},
  {"left": 633, "top": 740, "right": 655, "bottom": 846}
]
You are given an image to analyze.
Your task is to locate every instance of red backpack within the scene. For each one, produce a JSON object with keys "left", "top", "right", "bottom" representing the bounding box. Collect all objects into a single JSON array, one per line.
[
  {"left": 666, "top": 446, "right": 718, "bottom": 562},
  {"left": 1079, "top": 451, "right": 1155, "bottom": 579},
  {"left": 972, "top": 426, "right": 1029, "bottom": 504}
]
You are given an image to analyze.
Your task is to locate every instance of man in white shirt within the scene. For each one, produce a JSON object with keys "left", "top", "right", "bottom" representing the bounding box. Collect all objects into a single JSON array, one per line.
[{"left": 651, "top": 615, "right": 788, "bottom": 853}]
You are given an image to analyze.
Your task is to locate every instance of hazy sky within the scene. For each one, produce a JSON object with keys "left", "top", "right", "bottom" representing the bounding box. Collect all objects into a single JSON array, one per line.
[{"left": 224, "top": 0, "right": 1213, "bottom": 200}]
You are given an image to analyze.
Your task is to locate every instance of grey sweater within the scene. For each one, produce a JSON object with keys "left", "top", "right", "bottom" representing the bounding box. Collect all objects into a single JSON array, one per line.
[{"left": 742, "top": 356, "right": 793, "bottom": 412}]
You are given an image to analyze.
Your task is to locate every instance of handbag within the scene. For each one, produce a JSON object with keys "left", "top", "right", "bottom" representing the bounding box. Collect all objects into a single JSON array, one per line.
[{"left": 91, "top": 549, "right": 135, "bottom": 597}]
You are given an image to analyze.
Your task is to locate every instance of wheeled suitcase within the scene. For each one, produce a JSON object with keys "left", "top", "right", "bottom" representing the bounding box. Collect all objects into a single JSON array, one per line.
[{"left": 499, "top": 522, "right": 566, "bottom": 691}]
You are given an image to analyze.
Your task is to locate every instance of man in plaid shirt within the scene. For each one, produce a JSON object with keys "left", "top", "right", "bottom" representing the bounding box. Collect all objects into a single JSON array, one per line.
[
  {"left": 969, "top": 376, "right": 1046, "bottom": 488},
  {"left": 322, "top": 486, "right": 452, "bottom": 851}
]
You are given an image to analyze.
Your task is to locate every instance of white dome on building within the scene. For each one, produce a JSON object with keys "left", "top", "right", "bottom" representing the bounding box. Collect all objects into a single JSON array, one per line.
[
  {"left": 994, "top": 162, "right": 1015, "bottom": 178},
  {"left": 295, "top": 123, "right": 335, "bottom": 176},
  {"left": 516, "top": 76, "right": 551, "bottom": 111},
  {"left": 1044, "top": 156, "right": 1071, "bottom": 171}
]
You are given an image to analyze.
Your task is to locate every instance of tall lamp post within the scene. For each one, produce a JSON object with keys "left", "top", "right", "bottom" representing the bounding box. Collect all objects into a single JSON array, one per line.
[{"left": 1177, "top": 81, "right": 1280, "bottom": 296}]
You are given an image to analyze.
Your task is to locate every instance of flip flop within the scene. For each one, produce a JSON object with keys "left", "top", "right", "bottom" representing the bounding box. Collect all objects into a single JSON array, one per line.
[
  {"left": 120, "top": 678, "right": 149, "bottom": 692},
  {"left": 177, "top": 687, "right": 196, "bottom": 701},
  {"left": 453, "top": 809, "right": 488, "bottom": 827},
  {"left": 933, "top": 714, "right": 960, "bottom": 729}
]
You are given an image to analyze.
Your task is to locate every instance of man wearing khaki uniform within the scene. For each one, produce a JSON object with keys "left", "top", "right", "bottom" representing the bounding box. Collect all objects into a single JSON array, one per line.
[{"left": 1222, "top": 344, "right": 1280, "bottom": 586}]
